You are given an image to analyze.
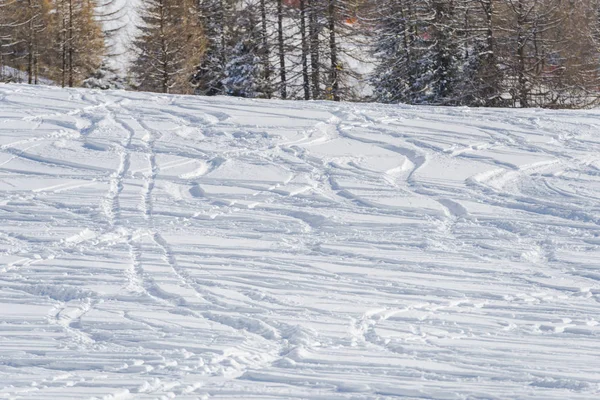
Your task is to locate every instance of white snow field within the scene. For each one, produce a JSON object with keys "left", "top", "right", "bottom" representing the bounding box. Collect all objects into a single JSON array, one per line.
[{"left": 0, "top": 84, "right": 599, "bottom": 400}]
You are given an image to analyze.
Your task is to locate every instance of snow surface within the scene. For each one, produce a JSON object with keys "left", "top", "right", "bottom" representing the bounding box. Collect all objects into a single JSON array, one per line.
[{"left": 1, "top": 83, "right": 600, "bottom": 399}]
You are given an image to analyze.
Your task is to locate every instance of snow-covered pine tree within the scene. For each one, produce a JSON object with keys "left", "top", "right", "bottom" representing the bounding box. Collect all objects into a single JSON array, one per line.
[
  {"left": 370, "top": 0, "right": 419, "bottom": 103},
  {"left": 222, "top": 41, "right": 264, "bottom": 98},
  {"left": 193, "top": 0, "right": 234, "bottom": 95},
  {"left": 222, "top": 1, "right": 267, "bottom": 98},
  {"left": 83, "top": 61, "right": 126, "bottom": 90},
  {"left": 371, "top": 0, "right": 457, "bottom": 105},
  {"left": 372, "top": 0, "right": 474, "bottom": 105},
  {"left": 417, "top": 0, "right": 460, "bottom": 104},
  {"left": 131, "top": 0, "right": 204, "bottom": 94}
]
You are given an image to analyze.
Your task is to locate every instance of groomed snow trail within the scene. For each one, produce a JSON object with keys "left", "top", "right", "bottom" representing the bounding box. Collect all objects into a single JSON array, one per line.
[{"left": 1, "top": 84, "right": 600, "bottom": 399}]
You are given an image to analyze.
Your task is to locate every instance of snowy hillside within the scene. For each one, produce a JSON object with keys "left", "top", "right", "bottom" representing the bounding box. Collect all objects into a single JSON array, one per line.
[{"left": 1, "top": 84, "right": 600, "bottom": 399}]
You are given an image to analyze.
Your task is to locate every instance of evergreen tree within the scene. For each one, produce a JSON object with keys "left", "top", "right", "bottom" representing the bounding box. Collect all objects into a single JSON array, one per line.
[
  {"left": 276, "top": 0, "right": 287, "bottom": 98},
  {"left": 371, "top": 0, "right": 418, "bottom": 103},
  {"left": 419, "top": 0, "right": 460, "bottom": 104},
  {"left": 0, "top": 0, "right": 598, "bottom": 107},
  {"left": 222, "top": 1, "right": 266, "bottom": 97},
  {"left": 131, "top": 0, "right": 204, "bottom": 94},
  {"left": 193, "top": 0, "right": 233, "bottom": 95},
  {"left": 83, "top": 61, "right": 126, "bottom": 89},
  {"left": 371, "top": 0, "right": 458, "bottom": 105}
]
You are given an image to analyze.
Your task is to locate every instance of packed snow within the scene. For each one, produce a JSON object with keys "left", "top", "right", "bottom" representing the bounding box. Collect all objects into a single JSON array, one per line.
[{"left": 0, "top": 84, "right": 599, "bottom": 399}]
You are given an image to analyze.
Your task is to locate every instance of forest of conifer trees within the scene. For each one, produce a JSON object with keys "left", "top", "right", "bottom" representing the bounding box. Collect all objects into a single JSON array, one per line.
[{"left": 2, "top": 0, "right": 600, "bottom": 108}]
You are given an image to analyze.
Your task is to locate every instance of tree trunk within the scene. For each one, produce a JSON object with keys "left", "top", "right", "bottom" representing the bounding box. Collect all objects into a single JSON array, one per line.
[
  {"left": 34, "top": 50, "right": 38, "bottom": 84},
  {"left": 277, "top": 0, "right": 287, "bottom": 99},
  {"left": 259, "top": 0, "right": 271, "bottom": 98},
  {"left": 308, "top": 0, "right": 320, "bottom": 99},
  {"left": 482, "top": 0, "right": 497, "bottom": 106},
  {"left": 27, "top": 0, "right": 34, "bottom": 84},
  {"left": 516, "top": 0, "right": 528, "bottom": 107},
  {"left": 159, "top": 0, "right": 169, "bottom": 93},
  {"left": 61, "top": 3, "right": 67, "bottom": 88},
  {"left": 328, "top": 0, "right": 339, "bottom": 101},
  {"left": 68, "top": 0, "right": 74, "bottom": 87},
  {"left": 299, "top": 0, "right": 310, "bottom": 100},
  {"left": 484, "top": 1, "right": 494, "bottom": 64}
]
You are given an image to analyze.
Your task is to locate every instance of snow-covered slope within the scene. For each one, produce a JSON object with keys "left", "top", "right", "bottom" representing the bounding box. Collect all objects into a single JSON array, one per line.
[{"left": 1, "top": 84, "right": 599, "bottom": 399}]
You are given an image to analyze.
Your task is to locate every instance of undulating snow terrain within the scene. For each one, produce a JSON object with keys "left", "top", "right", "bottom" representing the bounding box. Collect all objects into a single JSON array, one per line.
[{"left": 1, "top": 84, "right": 599, "bottom": 399}]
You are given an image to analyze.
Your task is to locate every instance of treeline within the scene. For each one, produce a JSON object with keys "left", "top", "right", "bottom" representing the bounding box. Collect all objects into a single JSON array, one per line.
[
  {"left": 2, "top": 0, "right": 600, "bottom": 108},
  {"left": 129, "top": 0, "right": 366, "bottom": 100},
  {"left": 371, "top": 0, "right": 600, "bottom": 108},
  {"left": 0, "top": 0, "right": 109, "bottom": 86},
  {"left": 0, "top": 0, "right": 368, "bottom": 100}
]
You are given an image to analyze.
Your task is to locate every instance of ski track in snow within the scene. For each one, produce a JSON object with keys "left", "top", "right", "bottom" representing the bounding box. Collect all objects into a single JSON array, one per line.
[{"left": 1, "top": 84, "right": 600, "bottom": 399}]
